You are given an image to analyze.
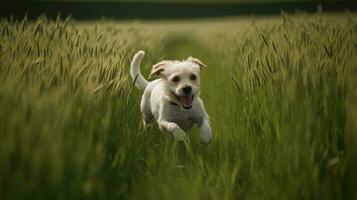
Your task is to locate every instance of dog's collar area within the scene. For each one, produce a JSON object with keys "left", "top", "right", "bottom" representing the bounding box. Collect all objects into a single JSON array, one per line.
[{"left": 169, "top": 101, "right": 192, "bottom": 109}]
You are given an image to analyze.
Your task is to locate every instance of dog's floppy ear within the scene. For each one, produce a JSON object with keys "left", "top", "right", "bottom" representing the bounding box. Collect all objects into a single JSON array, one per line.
[
  {"left": 187, "top": 56, "right": 207, "bottom": 69},
  {"left": 149, "top": 60, "right": 170, "bottom": 78}
]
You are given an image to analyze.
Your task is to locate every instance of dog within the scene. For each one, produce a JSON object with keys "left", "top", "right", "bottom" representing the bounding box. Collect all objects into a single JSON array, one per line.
[{"left": 130, "top": 50, "right": 212, "bottom": 143}]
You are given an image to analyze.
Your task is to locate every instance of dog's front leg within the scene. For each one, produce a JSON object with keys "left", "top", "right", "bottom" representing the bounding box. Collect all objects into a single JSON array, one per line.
[
  {"left": 158, "top": 120, "right": 186, "bottom": 141},
  {"left": 199, "top": 118, "right": 212, "bottom": 144}
]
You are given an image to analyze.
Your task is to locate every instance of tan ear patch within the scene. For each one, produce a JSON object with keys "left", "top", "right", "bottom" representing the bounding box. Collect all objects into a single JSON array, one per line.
[
  {"left": 149, "top": 60, "right": 170, "bottom": 79},
  {"left": 187, "top": 56, "right": 207, "bottom": 69}
]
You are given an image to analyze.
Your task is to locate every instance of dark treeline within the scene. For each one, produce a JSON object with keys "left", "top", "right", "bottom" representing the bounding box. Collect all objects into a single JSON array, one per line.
[{"left": 0, "top": 1, "right": 356, "bottom": 20}]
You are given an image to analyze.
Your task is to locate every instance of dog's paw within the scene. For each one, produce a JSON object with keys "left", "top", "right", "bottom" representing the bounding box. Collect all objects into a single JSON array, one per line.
[
  {"left": 200, "top": 124, "right": 212, "bottom": 144},
  {"left": 143, "top": 115, "right": 154, "bottom": 126},
  {"left": 172, "top": 128, "right": 186, "bottom": 141},
  {"left": 200, "top": 134, "right": 212, "bottom": 144},
  {"left": 142, "top": 119, "right": 153, "bottom": 128}
]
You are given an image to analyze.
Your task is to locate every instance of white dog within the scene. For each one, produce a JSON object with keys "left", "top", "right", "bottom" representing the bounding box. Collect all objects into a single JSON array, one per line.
[{"left": 130, "top": 50, "right": 212, "bottom": 143}]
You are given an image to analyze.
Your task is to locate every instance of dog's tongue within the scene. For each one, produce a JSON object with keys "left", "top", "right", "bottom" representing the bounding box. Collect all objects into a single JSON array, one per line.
[{"left": 180, "top": 95, "right": 193, "bottom": 108}]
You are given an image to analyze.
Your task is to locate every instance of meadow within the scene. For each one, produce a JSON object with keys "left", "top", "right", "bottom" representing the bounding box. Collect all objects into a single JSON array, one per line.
[{"left": 0, "top": 12, "right": 356, "bottom": 199}]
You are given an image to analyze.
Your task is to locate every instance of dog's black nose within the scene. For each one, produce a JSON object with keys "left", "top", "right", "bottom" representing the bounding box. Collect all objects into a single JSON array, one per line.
[{"left": 183, "top": 86, "right": 192, "bottom": 94}]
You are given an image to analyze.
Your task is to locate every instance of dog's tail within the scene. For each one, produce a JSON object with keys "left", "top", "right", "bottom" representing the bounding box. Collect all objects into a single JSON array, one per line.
[{"left": 130, "top": 50, "right": 148, "bottom": 90}]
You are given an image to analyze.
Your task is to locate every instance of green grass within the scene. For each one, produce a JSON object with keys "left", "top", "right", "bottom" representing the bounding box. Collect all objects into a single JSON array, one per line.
[{"left": 0, "top": 13, "right": 357, "bottom": 200}]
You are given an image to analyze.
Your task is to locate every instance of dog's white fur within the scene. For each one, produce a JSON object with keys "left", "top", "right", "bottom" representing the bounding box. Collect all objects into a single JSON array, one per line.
[{"left": 130, "top": 50, "right": 212, "bottom": 143}]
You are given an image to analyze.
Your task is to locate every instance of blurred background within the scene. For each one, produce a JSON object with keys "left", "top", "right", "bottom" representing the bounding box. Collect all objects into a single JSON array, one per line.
[{"left": 1, "top": 0, "right": 356, "bottom": 20}]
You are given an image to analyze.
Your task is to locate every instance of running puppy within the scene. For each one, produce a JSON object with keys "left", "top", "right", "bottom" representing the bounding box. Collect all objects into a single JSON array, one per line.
[{"left": 130, "top": 50, "right": 212, "bottom": 143}]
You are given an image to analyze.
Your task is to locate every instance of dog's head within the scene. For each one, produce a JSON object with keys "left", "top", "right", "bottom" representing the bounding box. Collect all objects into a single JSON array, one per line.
[{"left": 149, "top": 57, "right": 207, "bottom": 109}]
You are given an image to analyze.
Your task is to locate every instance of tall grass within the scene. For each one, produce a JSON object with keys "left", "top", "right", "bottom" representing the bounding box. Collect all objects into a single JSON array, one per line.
[{"left": 0, "top": 13, "right": 356, "bottom": 199}]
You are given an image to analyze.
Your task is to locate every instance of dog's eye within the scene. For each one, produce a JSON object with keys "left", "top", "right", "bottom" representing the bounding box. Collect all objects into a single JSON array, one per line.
[
  {"left": 190, "top": 74, "right": 196, "bottom": 80},
  {"left": 172, "top": 76, "right": 180, "bottom": 82}
]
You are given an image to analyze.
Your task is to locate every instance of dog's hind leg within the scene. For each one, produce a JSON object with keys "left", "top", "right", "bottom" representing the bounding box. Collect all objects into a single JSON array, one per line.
[{"left": 141, "top": 91, "right": 154, "bottom": 125}]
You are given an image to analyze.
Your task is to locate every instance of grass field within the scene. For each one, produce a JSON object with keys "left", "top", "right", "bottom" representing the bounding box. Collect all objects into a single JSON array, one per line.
[{"left": 1, "top": 12, "right": 357, "bottom": 199}]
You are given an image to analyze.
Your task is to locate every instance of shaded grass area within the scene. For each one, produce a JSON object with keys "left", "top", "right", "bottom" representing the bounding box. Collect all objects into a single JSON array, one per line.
[{"left": 0, "top": 13, "right": 357, "bottom": 199}]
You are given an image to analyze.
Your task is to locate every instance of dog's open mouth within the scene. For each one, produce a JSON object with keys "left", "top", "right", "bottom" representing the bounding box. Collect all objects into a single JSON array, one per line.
[{"left": 178, "top": 95, "right": 194, "bottom": 109}]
